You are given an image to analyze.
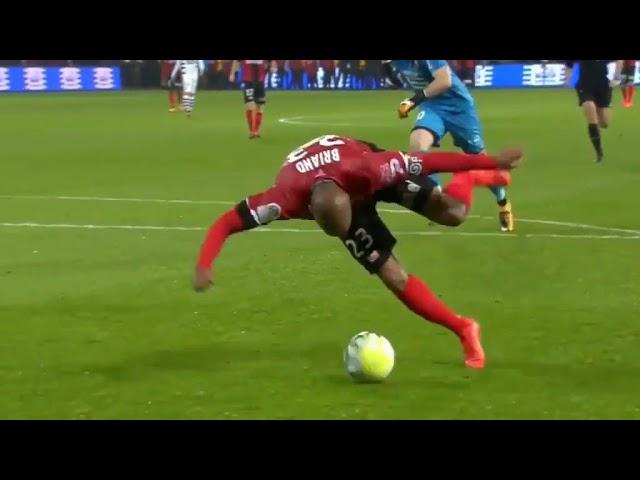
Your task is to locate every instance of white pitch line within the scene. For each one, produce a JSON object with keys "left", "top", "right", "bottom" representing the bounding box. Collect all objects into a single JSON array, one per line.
[
  {"left": 0, "top": 194, "right": 234, "bottom": 206},
  {"left": 2, "top": 193, "right": 639, "bottom": 236},
  {"left": 1, "top": 221, "right": 639, "bottom": 241}
]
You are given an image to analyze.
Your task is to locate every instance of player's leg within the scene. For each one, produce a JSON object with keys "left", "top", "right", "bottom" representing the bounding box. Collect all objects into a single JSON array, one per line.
[
  {"left": 375, "top": 175, "right": 468, "bottom": 227},
  {"left": 181, "top": 73, "right": 197, "bottom": 116},
  {"left": 621, "top": 66, "right": 635, "bottom": 107},
  {"left": 311, "top": 187, "right": 485, "bottom": 369},
  {"left": 243, "top": 83, "right": 258, "bottom": 138},
  {"left": 577, "top": 88, "right": 604, "bottom": 162},
  {"left": 252, "top": 84, "right": 267, "bottom": 138},
  {"left": 410, "top": 107, "right": 445, "bottom": 187},
  {"left": 595, "top": 86, "right": 613, "bottom": 130},
  {"left": 377, "top": 256, "right": 484, "bottom": 369},
  {"left": 447, "top": 110, "right": 514, "bottom": 232}
]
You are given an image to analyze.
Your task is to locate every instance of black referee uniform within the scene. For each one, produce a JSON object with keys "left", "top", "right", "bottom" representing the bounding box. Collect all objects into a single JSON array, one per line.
[
  {"left": 566, "top": 60, "right": 612, "bottom": 108},
  {"left": 566, "top": 60, "right": 613, "bottom": 162}
]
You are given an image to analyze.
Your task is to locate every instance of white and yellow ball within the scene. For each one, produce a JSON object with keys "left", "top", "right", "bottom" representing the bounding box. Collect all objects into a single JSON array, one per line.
[{"left": 344, "top": 332, "right": 395, "bottom": 383}]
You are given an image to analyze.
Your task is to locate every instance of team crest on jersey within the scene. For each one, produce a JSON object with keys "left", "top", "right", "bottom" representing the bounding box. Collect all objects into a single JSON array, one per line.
[{"left": 406, "top": 156, "right": 423, "bottom": 175}]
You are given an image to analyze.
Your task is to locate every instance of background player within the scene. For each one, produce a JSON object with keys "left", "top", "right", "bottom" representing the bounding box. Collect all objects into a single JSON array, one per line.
[
  {"left": 565, "top": 60, "right": 623, "bottom": 162},
  {"left": 193, "top": 135, "right": 523, "bottom": 369},
  {"left": 169, "top": 60, "right": 206, "bottom": 117},
  {"left": 229, "top": 60, "right": 275, "bottom": 139},
  {"left": 162, "top": 60, "right": 182, "bottom": 112},
  {"left": 382, "top": 60, "right": 514, "bottom": 232},
  {"left": 620, "top": 60, "right": 637, "bottom": 108}
]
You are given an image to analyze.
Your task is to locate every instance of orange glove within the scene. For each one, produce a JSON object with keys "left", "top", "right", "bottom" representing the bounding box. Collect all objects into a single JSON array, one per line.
[{"left": 398, "top": 99, "right": 416, "bottom": 119}]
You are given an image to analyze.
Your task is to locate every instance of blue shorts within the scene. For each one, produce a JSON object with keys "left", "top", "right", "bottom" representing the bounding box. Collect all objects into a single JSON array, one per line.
[{"left": 413, "top": 104, "right": 484, "bottom": 154}]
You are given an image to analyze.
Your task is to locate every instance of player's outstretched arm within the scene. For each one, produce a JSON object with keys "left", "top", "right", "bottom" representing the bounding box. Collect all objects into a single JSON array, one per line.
[
  {"left": 193, "top": 208, "right": 248, "bottom": 292},
  {"left": 410, "top": 147, "right": 524, "bottom": 174}
]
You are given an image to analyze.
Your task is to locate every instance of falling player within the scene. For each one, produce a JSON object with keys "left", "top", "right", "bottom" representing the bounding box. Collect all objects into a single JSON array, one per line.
[
  {"left": 620, "top": 60, "right": 637, "bottom": 108},
  {"left": 229, "top": 60, "right": 275, "bottom": 139},
  {"left": 382, "top": 60, "right": 515, "bottom": 232},
  {"left": 565, "top": 60, "right": 623, "bottom": 162},
  {"left": 169, "top": 60, "right": 206, "bottom": 117},
  {"left": 193, "top": 135, "right": 524, "bottom": 369}
]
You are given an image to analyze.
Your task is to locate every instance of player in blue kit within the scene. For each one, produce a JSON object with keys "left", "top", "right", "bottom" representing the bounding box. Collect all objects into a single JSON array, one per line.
[{"left": 382, "top": 60, "right": 514, "bottom": 232}]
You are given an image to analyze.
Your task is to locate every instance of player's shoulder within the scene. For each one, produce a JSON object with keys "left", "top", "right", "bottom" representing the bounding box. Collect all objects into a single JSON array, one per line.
[{"left": 422, "top": 60, "right": 449, "bottom": 71}]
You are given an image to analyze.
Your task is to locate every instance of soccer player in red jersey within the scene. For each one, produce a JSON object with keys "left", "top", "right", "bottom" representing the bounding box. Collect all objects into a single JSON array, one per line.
[
  {"left": 620, "top": 60, "right": 637, "bottom": 108},
  {"left": 193, "top": 135, "right": 523, "bottom": 369},
  {"left": 229, "top": 60, "right": 275, "bottom": 139}
]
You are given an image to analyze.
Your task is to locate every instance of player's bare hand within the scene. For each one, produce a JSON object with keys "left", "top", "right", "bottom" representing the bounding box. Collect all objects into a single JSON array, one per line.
[
  {"left": 193, "top": 267, "right": 214, "bottom": 292},
  {"left": 496, "top": 147, "right": 524, "bottom": 170},
  {"left": 398, "top": 99, "right": 415, "bottom": 119},
  {"left": 610, "top": 79, "right": 621, "bottom": 88}
]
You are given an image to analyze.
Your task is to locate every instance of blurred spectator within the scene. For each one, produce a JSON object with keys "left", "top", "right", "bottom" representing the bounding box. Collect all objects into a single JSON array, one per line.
[
  {"left": 289, "top": 60, "right": 304, "bottom": 90},
  {"left": 354, "top": 60, "right": 367, "bottom": 89},
  {"left": 319, "top": 60, "right": 336, "bottom": 89},
  {"left": 210, "top": 60, "right": 232, "bottom": 89},
  {"left": 272, "top": 60, "right": 288, "bottom": 88},
  {"left": 338, "top": 60, "right": 354, "bottom": 88},
  {"left": 305, "top": 60, "right": 319, "bottom": 89},
  {"left": 458, "top": 60, "right": 476, "bottom": 88}
]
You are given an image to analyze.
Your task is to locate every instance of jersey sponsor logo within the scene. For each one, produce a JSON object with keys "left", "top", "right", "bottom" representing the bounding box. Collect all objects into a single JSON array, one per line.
[
  {"left": 522, "top": 63, "right": 566, "bottom": 86},
  {"left": 0, "top": 68, "right": 9, "bottom": 91},
  {"left": 294, "top": 148, "right": 341, "bottom": 173},
  {"left": 59, "top": 67, "right": 82, "bottom": 90},
  {"left": 256, "top": 203, "right": 281, "bottom": 225},
  {"left": 474, "top": 65, "right": 494, "bottom": 87},
  {"left": 93, "top": 68, "right": 115, "bottom": 89},
  {"left": 24, "top": 67, "right": 47, "bottom": 91}
]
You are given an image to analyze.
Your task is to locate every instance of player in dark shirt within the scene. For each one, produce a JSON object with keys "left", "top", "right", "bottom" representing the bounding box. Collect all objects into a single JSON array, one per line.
[
  {"left": 565, "top": 60, "right": 623, "bottom": 162},
  {"left": 193, "top": 135, "right": 523, "bottom": 369}
]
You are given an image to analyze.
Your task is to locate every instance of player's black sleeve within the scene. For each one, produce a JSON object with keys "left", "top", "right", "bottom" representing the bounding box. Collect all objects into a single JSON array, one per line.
[{"left": 235, "top": 200, "right": 260, "bottom": 229}]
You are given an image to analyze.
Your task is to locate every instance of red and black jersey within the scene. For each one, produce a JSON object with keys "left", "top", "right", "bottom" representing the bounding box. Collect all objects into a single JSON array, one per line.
[
  {"left": 241, "top": 60, "right": 268, "bottom": 83},
  {"left": 244, "top": 135, "right": 500, "bottom": 221}
]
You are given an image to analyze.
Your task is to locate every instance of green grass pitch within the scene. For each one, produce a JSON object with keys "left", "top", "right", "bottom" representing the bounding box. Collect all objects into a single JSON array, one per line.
[{"left": 1, "top": 89, "right": 639, "bottom": 419}]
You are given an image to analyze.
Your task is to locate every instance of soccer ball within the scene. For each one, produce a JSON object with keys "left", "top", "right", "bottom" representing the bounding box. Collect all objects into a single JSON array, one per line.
[{"left": 344, "top": 332, "right": 395, "bottom": 383}]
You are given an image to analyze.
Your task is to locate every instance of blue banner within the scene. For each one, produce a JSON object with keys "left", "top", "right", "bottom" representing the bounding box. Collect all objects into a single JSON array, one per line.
[
  {"left": 474, "top": 62, "right": 640, "bottom": 89},
  {"left": 0, "top": 66, "right": 122, "bottom": 93}
]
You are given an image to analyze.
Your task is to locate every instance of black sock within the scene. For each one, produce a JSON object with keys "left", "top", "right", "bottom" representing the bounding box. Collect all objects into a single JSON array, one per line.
[
  {"left": 497, "top": 198, "right": 508, "bottom": 207},
  {"left": 588, "top": 123, "right": 603, "bottom": 158}
]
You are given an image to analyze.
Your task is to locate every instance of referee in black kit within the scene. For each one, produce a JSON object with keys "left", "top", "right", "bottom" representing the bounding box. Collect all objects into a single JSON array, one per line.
[{"left": 565, "top": 60, "right": 623, "bottom": 162}]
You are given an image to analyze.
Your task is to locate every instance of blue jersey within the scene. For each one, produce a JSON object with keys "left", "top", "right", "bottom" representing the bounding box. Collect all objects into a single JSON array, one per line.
[{"left": 390, "top": 60, "right": 475, "bottom": 113}]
